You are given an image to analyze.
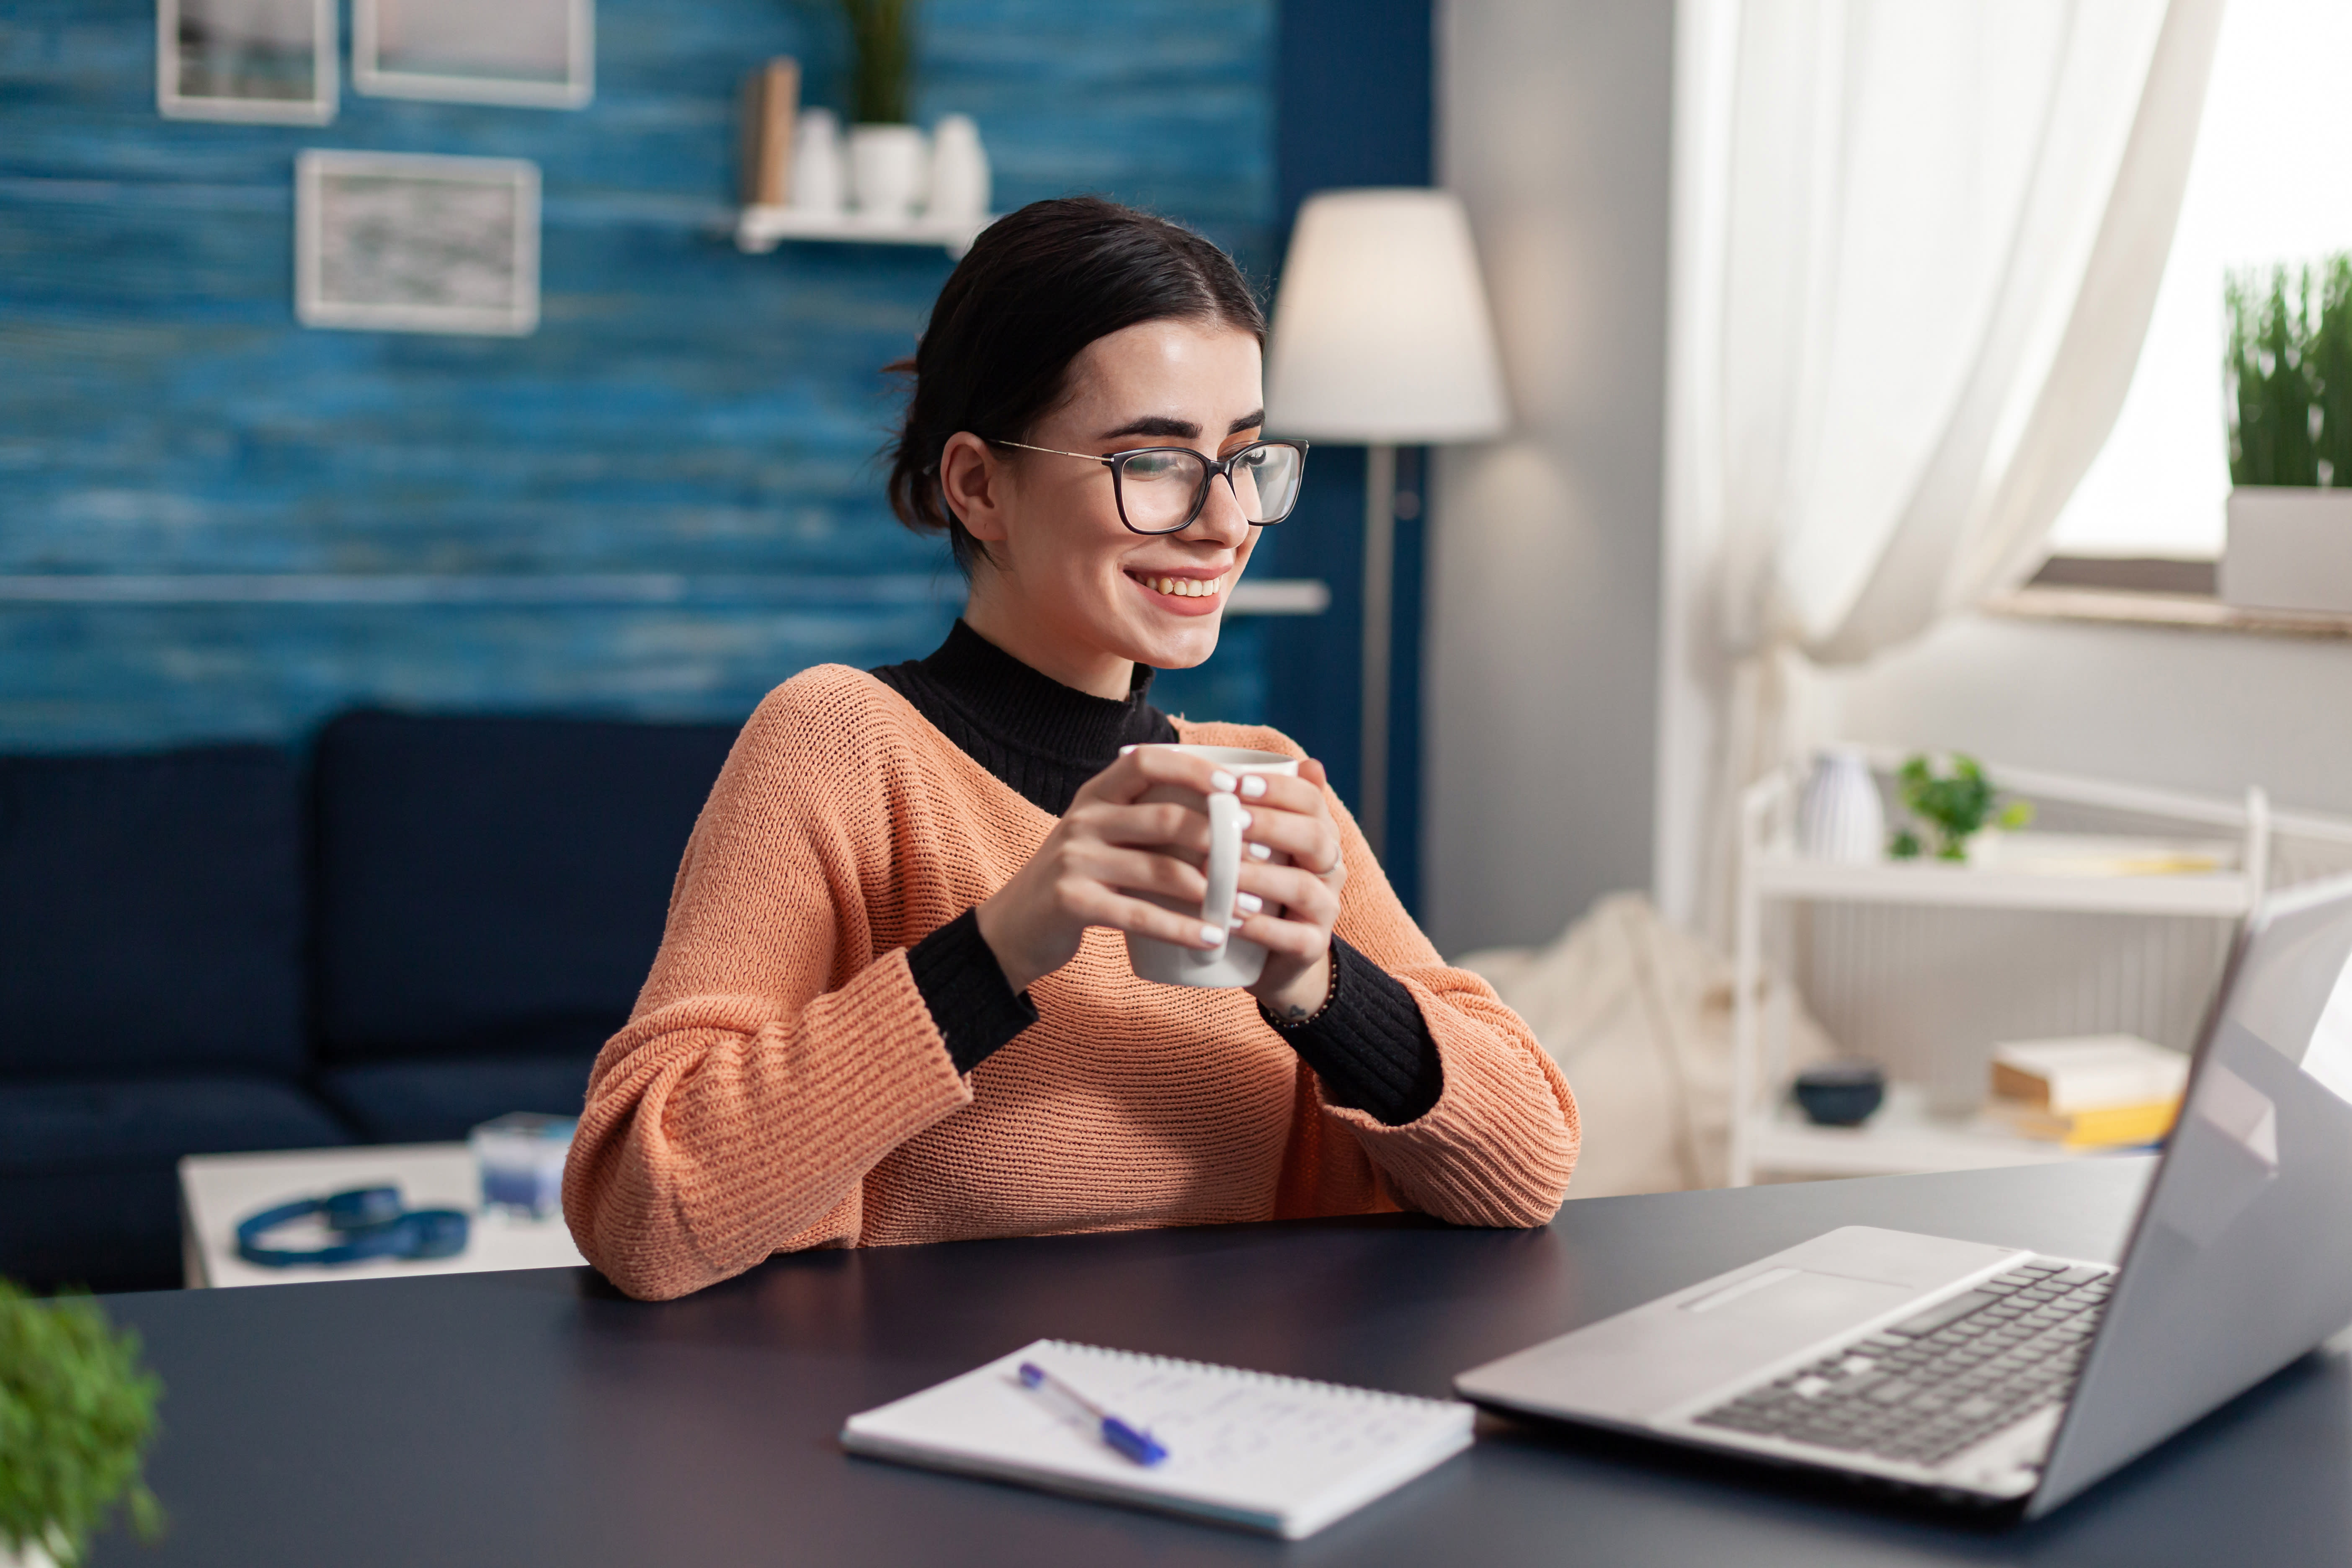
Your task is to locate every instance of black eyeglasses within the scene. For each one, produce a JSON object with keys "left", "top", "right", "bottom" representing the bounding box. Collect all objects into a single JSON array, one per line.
[{"left": 993, "top": 438, "right": 1310, "bottom": 536}]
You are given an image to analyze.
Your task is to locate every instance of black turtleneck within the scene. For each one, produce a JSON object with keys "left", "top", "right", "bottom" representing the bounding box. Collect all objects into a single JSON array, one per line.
[
  {"left": 877, "top": 620, "right": 1443, "bottom": 1126},
  {"left": 875, "top": 617, "right": 1177, "bottom": 814}
]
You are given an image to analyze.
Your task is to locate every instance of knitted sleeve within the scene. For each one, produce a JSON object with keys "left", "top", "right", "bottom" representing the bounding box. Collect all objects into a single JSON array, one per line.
[
  {"left": 1183, "top": 723, "right": 1580, "bottom": 1227},
  {"left": 1260, "top": 937, "right": 1442, "bottom": 1124},
  {"left": 906, "top": 907, "right": 1038, "bottom": 1073},
  {"left": 561, "top": 675, "right": 975, "bottom": 1301}
]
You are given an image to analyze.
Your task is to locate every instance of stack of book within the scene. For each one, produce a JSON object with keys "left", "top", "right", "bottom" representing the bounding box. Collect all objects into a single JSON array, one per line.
[{"left": 1988, "top": 1034, "right": 2190, "bottom": 1149}]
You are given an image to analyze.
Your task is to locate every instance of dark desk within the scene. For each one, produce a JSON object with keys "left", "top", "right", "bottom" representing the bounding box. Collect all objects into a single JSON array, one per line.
[{"left": 94, "top": 1158, "right": 2352, "bottom": 1565}]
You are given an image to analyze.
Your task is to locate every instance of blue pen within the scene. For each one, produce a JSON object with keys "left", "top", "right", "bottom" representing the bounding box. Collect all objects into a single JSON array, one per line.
[{"left": 1018, "top": 1361, "right": 1169, "bottom": 1466}]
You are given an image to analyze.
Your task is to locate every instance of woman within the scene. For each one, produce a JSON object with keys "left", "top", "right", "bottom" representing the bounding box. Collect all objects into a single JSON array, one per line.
[{"left": 564, "top": 197, "right": 1578, "bottom": 1301}]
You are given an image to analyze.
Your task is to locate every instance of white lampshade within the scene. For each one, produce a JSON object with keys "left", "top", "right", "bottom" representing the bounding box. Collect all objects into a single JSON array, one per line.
[{"left": 1265, "top": 188, "right": 1510, "bottom": 444}]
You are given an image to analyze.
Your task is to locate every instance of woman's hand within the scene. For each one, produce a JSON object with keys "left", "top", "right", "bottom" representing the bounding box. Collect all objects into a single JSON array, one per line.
[
  {"left": 975, "top": 746, "right": 1236, "bottom": 993},
  {"left": 972, "top": 749, "right": 1348, "bottom": 1011},
  {"left": 1230, "top": 758, "right": 1346, "bottom": 1020}
]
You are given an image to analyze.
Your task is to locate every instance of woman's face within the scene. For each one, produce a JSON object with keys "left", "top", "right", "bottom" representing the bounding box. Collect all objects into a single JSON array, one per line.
[{"left": 951, "top": 317, "right": 1267, "bottom": 688}]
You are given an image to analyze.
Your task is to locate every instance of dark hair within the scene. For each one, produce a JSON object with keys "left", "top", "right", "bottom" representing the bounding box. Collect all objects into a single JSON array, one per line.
[{"left": 885, "top": 196, "right": 1267, "bottom": 573}]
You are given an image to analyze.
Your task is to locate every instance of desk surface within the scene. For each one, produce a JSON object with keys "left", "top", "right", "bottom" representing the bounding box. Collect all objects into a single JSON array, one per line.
[{"left": 93, "top": 1158, "right": 2352, "bottom": 1565}]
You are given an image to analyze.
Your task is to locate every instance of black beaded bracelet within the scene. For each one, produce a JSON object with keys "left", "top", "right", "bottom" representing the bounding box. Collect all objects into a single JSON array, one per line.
[{"left": 1263, "top": 951, "right": 1342, "bottom": 1030}]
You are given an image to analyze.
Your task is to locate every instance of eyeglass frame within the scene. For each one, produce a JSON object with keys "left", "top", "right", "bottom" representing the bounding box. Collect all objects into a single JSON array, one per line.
[{"left": 988, "top": 437, "right": 1311, "bottom": 536}]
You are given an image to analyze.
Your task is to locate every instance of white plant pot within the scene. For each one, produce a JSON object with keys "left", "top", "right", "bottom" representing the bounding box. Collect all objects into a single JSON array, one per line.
[
  {"left": 926, "top": 113, "right": 990, "bottom": 222},
  {"left": 848, "top": 123, "right": 928, "bottom": 221},
  {"left": 2220, "top": 486, "right": 2352, "bottom": 614}
]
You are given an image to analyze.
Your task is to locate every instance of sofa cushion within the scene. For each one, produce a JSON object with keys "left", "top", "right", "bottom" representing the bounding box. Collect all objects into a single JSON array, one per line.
[
  {"left": 316, "top": 1052, "right": 598, "bottom": 1144},
  {"left": 0, "top": 1073, "right": 351, "bottom": 1176},
  {"left": 0, "top": 1168, "right": 193, "bottom": 1295},
  {"left": 312, "top": 710, "right": 737, "bottom": 1063},
  {"left": 0, "top": 1073, "right": 352, "bottom": 1292},
  {"left": 0, "top": 745, "right": 306, "bottom": 1077}
]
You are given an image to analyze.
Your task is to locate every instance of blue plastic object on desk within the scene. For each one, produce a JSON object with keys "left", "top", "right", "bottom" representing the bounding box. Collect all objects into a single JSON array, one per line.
[
  {"left": 235, "top": 1185, "right": 469, "bottom": 1268},
  {"left": 471, "top": 1112, "right": 576, "bottom": 1217}
]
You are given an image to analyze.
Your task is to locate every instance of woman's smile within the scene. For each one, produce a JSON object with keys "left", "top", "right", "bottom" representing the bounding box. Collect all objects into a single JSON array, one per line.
[{"left": 1124, "top": 564, "right": 1229, "bottom": 613}]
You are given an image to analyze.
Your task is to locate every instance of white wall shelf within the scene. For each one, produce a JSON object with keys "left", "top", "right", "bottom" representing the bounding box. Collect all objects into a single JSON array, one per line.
[
  {"left": 0, "top": 573, "right": 1331, "bottom": 615},
  {"left": 1749, "top": 852, "right": 2255, "bottom": 918},
  {"left": 735, "top": 206, "right": 994, "bottom": 257},
  {"left": 1730, "top": 751, "right": 2295, "bottom": 1187}
]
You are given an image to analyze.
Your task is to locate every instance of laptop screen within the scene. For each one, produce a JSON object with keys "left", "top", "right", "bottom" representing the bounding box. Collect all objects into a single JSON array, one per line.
[{"left": 2032, "top": 873, "right": 2352, "bottom": 1514}]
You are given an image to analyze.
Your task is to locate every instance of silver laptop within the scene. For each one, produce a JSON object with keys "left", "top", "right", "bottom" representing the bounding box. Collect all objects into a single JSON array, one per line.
[{"left": 1457, "top": 872, "right": 2352, "bottom": 1516}]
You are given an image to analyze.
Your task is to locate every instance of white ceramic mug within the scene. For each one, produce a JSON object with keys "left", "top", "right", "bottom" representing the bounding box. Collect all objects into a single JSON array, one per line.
[{"left": 1124, "top": 744, "right": 1300, "bottom": 989}]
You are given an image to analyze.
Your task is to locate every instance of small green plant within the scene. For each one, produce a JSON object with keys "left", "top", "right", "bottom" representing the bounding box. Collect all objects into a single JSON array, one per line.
[
  {"left": 0, "top": 1281, "right": 164, "bottom": 1565},
  {"left": 2226, "top": 254, "right": 2352, "bottom": 487},
  {"left": 838, "top": 0, "right": 917, "bottom": 124},
  {"left": 1887, "top": 753, "right": 2033, "bottom": 862}
]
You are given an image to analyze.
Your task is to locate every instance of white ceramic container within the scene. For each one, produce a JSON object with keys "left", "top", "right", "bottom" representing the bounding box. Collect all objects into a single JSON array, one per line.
[
  {"left": 787, "top": 108, "right": 845, "bottom": 214},
  {"left": 849, "top": 123, "right": 928, "bottom": 220},
  {"left": 2221, "top": 486, "right": 2352, "bottom": 614},
  {"left": 926, "top": 114, "right": 990, "bottom": 221},
  {"left": 1796, "top": 748, "right": 1886, "bottom": 864}
]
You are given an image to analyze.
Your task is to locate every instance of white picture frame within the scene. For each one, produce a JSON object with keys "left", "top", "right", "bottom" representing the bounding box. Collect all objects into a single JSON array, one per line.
[
  {"left": 157, "top": 0, "right": 337, "bottom": 124},
  {"left": 295, "top": 151, "right": 541, "bottom": 338},
  {"left": 352, "top": 0, "right": 594, "bottom": 110}
]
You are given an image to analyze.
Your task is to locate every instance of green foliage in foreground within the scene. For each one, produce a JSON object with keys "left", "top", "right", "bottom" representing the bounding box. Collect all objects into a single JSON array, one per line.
[
  {"left": 0, "top": 1280, "right": 163, "bottom": 1564},
  {"left": 1888, "top": 753, "right": 2034, "bottom": 862}
]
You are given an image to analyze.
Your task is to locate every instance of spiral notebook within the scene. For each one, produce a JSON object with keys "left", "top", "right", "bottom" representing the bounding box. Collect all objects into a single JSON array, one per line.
[{"left": 839, "top": 1339, "right": 1476, "bottom": 1540}]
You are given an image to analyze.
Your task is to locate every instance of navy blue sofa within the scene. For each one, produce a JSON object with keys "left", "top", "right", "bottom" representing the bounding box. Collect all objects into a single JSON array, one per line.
[{"left": 0, "top": 711, "right": 739, "bottom": 1293}]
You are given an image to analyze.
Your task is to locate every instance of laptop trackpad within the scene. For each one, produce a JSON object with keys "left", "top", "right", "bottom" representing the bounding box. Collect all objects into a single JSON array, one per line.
[
  {"left": 1460, "top": 1267, "right": 1925, "bottom": 1421},
  {"left": 1681, "top": 1266, "right": 1901, "bottom": 1326}
]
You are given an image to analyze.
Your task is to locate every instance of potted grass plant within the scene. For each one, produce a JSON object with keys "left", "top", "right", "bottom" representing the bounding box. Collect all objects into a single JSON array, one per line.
[
  {"left": 839, "top": 0, "right": 926, "bottom": 220},
  {"left": 0, "top": 1282, "right": 164, "bottom": 1566},
  {"left": 2220, "top": 254, "right": 2352, "bottom": 614}
]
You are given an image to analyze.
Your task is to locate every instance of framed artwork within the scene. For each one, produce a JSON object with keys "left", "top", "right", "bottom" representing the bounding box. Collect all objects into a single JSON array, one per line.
[
  {"left": 352, "top": 0, "right": 593, "bottom": 109},
  {"left": 157, "top": 0, "right": 336, "bottom": 124},
  {"left": 295, "top": 151, "right": 541, "bottom": 337}
]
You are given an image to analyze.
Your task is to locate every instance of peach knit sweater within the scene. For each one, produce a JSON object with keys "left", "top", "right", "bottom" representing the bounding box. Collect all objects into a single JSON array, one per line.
[{"left": 563, "top": 664, "right": 1580, "bottom": 1300}]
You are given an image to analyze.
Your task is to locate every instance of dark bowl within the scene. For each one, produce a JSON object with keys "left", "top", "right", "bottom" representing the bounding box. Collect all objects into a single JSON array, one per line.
[{"left": 1793, "top": 1063, "right": 1886, "bottom": 1127}]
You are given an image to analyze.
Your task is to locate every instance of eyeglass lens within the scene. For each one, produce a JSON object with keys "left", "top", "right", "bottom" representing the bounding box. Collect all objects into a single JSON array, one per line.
[{"left": 1115, "top": 444, "right": 1304, "bottom": 533}]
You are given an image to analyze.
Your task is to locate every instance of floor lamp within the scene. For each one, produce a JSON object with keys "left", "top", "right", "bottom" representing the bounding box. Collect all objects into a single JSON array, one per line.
[{"left": 1265, "top": 189, "right": 1510, "bottom": 862}]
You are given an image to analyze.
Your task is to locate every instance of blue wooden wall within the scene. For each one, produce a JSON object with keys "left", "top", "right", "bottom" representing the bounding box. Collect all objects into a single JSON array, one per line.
[{"left": 0, "top": 0, "right": 1275, "bottom": 750}]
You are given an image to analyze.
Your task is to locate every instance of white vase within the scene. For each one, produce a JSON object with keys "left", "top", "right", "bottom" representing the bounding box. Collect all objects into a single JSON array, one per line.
[
  {"left": 925, "top": 113, "right": 990, "bottom": 222},
  {"left": 849, "top": 123, "right": 928, "bottom": 221},
  {"left": 787, "top": 108, "right": 845, "bottom": 214},
  {"left": 1796, "top": 748, "right": 1885, "bottom": 864}
]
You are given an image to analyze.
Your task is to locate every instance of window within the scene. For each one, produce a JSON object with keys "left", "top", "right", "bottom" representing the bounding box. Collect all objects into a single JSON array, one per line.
[{"left": 2044, "top": 0, "right": 2352, "bottom": 562}]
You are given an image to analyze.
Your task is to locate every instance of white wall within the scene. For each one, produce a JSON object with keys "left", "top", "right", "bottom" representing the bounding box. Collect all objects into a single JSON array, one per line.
[
  {"left": 1828, "top": 613, "right": 2352, "bottom": 822},
  {"left": 1426, "top": 0, "right": 1676, "bottom": 956}
]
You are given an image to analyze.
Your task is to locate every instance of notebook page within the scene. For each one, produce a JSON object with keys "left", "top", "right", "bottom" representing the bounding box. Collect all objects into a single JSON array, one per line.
[{"left": 841, "top": 1338, "right": 1475, "bottom": 1537}]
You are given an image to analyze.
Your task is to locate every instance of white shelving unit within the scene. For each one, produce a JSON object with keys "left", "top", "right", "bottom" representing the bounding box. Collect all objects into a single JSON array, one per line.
[
  {"left": 1730, "top": 751, "right": 2279, "bottom": 1186},
  {"left": 735, "top": 206, "right": 994, "bottom": 256}
]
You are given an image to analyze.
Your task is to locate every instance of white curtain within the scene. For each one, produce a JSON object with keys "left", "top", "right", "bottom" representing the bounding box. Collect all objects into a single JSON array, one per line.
[{"left": 1660, "top": 0, "right": 2226, "bottom": 939}]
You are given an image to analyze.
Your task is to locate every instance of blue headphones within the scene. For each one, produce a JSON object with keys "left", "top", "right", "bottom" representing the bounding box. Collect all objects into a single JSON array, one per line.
[{"left": 235, "top": 1185, "right": 470, "bottom": 1268}]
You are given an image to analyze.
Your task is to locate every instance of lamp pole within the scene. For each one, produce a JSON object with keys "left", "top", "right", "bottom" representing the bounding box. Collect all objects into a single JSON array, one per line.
[
  {"left": 1359, "top": 443, "right": 1396, "bottom": 861},
  {"left": 1265, "top": 188, "right": 1508, "bottom": 871}
]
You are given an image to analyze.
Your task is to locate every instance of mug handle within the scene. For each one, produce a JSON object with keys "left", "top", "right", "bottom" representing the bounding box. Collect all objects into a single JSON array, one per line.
[{"left": 1202, "top": 791, "right": 1245, "bottom": 950}]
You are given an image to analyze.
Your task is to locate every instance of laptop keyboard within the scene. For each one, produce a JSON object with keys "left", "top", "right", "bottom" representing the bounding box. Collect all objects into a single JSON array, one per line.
[{"left": 1693, "top": 1258, "right": 2114, "bottom": 1470}]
